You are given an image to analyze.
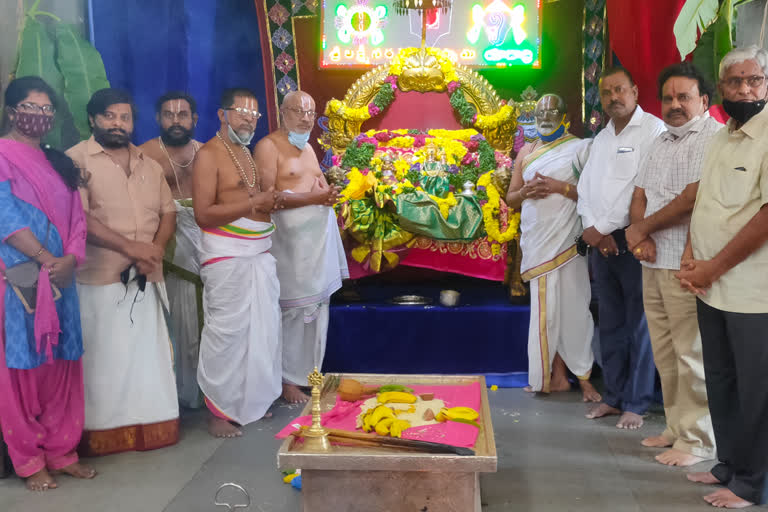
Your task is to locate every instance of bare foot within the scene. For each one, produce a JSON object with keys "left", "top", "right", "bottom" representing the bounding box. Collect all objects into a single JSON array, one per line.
[
  {"left": 25, "top": 468, "right": 57, "bottom": 491},
  {"left": 616, "top": 411, "right": 644, "bottom": 429},
  {"left": 208, "top": 416, "right": 242, "bottom": 438},
  {"left": 585, "top": 403, "right": 621, "bottom": 419},
  {"left": 579, "top": 380, "right": 602, "bottom": 402},
  {"left": 703, "top": 489, "right": 753, "bottom": 508},
  {"left": 549, "top": 377, "right": 571, "bottom": 392},
  {"left": 54, "top": 462, "right": 96, "bottom": 479},
  {"left": 523, "top": 385, "right": 536, "bottom": 393},
  {"left": 282, "top": 383, "right": 310, "bottom": 403},
  {"left": 642, "top": 434, "right": 673, "bottom": 448},
  {"left": 687, "top": 472, "right": 722, "bottom": 485},
  {"left": 655, "top": 448, "right": 706, "bottom": 467}
]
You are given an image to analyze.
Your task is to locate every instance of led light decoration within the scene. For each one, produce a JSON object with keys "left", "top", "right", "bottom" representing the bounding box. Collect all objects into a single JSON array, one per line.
[
  {"left": 467, "top": 0, "right": 526, "bottom": 46},
  {"left": 335, "top": 0, "right": 388, "bottom": 46}
]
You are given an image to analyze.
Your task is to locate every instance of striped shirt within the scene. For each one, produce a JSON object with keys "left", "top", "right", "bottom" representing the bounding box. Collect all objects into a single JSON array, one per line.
[{"left": 635, "top": 115, "right": 722, "bottom": 270}]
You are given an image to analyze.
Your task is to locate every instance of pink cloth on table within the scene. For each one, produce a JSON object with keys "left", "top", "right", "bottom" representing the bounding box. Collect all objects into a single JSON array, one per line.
[{"left": 276, "top": 382, "right": 482, "bottom": 448}]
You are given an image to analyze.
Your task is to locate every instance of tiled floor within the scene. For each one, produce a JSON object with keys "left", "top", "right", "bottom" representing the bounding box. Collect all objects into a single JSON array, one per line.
[{"left": 0, "top": 388, "right": 724, "bottom": 511}]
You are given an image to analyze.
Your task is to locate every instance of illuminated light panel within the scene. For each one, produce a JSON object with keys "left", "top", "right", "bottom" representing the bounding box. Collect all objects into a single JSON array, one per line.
[{"left": 320, "top": 0, "right": 541, "bottom": 68}]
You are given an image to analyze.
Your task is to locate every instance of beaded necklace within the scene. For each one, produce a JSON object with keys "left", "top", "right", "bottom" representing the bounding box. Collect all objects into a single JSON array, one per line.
[{"left": 216, "top": 131, "right": 260, "bottom": 190}]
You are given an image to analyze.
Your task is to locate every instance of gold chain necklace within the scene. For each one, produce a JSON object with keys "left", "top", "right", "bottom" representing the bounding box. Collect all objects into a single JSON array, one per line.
[
  {"left": 158, "top": 136, "right": 198, "bottom": 168},
  {"left": 216, "top": 131, "right": 260, "bottom": 190}
]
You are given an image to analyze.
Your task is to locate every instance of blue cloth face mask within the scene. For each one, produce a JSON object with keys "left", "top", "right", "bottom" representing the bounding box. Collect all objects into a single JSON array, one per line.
[{"left": 288, "top": 130, "right": 310, "bottom": 150}]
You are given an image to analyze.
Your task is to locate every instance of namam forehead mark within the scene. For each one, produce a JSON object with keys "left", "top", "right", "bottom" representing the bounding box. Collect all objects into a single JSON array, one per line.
[
  {"left": 164, "top": 99, "right": 189, "bottom": 114},
  {"left": 283, "top": 91, "right": 315, "bottom": 110},
  {"left": 235, "top": 96, "right": 258, "bottom": 111},
  {"left": 536, "top": 95, "right": 561, "bottom": 112}
]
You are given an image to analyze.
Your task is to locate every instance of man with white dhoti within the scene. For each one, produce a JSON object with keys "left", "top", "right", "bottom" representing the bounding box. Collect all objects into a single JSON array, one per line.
[
  {"left": 193, "top": 88, "right": 283, "bottom": 437},
  {"left": 254, "top": 91, "right": 348, "bottom": 403},
  {"left": 506, "top": 94, "right": 600, "bottom": 402},
  {"left": 68, "top": 88, "right": 179, "bottom": 455},
  {"left": 140, "top": 92, "right": 203, "bottom": 408}
]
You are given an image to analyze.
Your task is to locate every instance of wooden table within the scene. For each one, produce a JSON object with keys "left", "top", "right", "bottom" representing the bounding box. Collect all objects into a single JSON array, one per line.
[{"left": 277, "top": 373, "right": 497, "bottom": 512}]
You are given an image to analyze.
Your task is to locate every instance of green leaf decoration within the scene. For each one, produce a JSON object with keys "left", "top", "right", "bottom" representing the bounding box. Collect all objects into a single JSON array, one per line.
[
  {"left": 692, "top": 1, "right": 733, "bottom": 103},
  {"left": 674, "top": 0, "right": 719, "bottom": 59},
  {"left": 55, "top": 24, "right": 111, "bottom": 140}
]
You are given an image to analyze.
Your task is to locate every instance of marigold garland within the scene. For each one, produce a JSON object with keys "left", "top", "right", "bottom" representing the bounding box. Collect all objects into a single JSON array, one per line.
[{"left": 477, "top": 171, "right": 519, "bottom": 244}]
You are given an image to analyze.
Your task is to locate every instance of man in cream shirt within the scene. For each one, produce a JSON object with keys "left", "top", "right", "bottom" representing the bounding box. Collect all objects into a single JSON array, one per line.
[{"left": 678, "top": 45, "right": 768, "bottom": 509}]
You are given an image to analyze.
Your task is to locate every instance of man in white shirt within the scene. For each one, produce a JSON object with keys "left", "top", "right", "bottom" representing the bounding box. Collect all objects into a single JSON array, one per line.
[
  {"left": 627, "top": 62, "right": 720, "bottom": 467},
  {"left": 577, "top": 67, "right": 665, "bottom": 429},
  {"left": 677, "top": 45, "right": 768, "bottom": 509}
]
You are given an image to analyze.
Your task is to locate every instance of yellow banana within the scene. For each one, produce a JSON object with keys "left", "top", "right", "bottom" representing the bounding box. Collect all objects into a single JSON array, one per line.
[
  {"left": 375, "top": 417, "right": 395, "bottom": 435},
  {"left": 389, "top": 419, "right": 411, "bottom": 438},
  {"left": 440, "top": 406, "right": 479, "bottom": 421},
  {"left": 377, "top": 391, "right": 417, "bottom": 404},
  {"left": 369, "top": 405, "right": 395, "bottom": 426}
]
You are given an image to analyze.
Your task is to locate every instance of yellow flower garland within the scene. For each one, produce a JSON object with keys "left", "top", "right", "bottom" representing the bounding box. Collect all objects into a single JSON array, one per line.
[
  {"left": 339, "top": 167, "right": 377, "bottom": 202},
  {"left": 427, "top": 128, "right": 478, "bottom": 141},
  {"left": 429, "top": 191, "right": 458, "bottom": 219},
  {"left": 477, "top": 171, "right": 520, "bottom": 244},
  {"left": 475, "top": 104, "right": 517, "bottom": 132}
]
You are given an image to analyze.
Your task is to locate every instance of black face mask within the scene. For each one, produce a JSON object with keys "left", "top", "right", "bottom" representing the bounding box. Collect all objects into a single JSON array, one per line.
[{"left": 722, "top": 99, "right": 767, "bottom": 124}]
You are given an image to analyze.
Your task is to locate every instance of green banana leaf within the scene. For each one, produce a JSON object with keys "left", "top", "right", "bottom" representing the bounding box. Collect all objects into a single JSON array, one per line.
[
  {"left": 692, "top": 0, "right": 733, "bottom": 103},
  {"left": 55, "top": 24, "right": 111, "bottom": 141},
  {"left": 674, "top": 0, "right": 719, "bottom": 59},
  {"left": 14, "top": 16, "right": 73, "bottom": 149}
]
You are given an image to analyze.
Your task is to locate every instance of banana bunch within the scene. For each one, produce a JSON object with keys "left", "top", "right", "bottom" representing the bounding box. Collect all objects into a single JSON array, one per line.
[
  {"left": 360, "top": 405, "right": 411, "bottom": 437},
  {"left": 377, "top": 391, "right": 417, "bottom": 404}
]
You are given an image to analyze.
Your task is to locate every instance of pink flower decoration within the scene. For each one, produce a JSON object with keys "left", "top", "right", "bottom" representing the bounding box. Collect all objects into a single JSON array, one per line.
[
  {"left": 463, "top": 140, "right": 479, "bottom": 152},
  {"left": 385, "top": 75, "right": 398, "bottom": 86},
  {"left": 374, "top": 131, "right": 393, "bottom": 142},
  {"left": 332, "top": 154, "right": 342, "bottom": 166},
  {"left": 447, "top": 81, "right": 461, "bottom": 94},
  {"left": 413, "top": 134, "right": 428, "bottom": 147},
  {"left": 360, "top": 168, "right": 370, "bottom": 175},
  {"left": 368, "top": 104, "right": 381, "bottom": 116},
  {"left": 471, "top": 113, "right": 478, "bottom": 124}
]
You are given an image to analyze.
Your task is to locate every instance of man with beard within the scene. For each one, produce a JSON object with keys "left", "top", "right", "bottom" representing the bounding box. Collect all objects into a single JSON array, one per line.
[
  {"left": 677, "top": 45, "right": 768, "bottom": 509},
  {"left": 577, "top": 68, "right": 665, "bottom": 430},
  {"left": 254, "top": 90, "right": 348, "bottom": 404},
  {"left": 193, "top": 88, "right": 282, "bottom": 437},
  {"left": 67, "top": 88, "right": 179, "bottom": 455},
  {"left": 505, "top": 94, "right": 600, "bottom": 403},
  {"left": 140, "top": 92, "right": 204, "bottom": 408},
  {"left": 626, "top": 62, "right": 719, "bottom": 468}
]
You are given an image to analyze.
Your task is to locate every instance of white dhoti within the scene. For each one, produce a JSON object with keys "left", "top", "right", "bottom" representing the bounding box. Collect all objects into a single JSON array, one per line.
[
  {"left": 520, "top": 135, "right": 595, "bottom": 392},
  {"left": 196, "top": 218, "right": 282, "bottom": 424},
  {"left": 165, "top": 200, "right": 203, "bottom": 408},
  {"left": 77, "top": 280, "right": 180, "bottom": 454},
  {"left": 270, "top": 204, "right": 349, "bottom": 385}
]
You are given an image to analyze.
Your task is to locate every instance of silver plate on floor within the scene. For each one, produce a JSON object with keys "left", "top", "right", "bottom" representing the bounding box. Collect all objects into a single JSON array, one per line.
[{"left": 389, "top": 295, "right": 432, "bottom": 305}]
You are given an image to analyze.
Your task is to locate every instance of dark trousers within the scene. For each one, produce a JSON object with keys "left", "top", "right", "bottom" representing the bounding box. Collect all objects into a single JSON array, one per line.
[
  {"left": 590, "top": 232, "right": 655, "bottom": 414},
  {"left": 697, "top": 299, "right": 768, "bottom": 504}
]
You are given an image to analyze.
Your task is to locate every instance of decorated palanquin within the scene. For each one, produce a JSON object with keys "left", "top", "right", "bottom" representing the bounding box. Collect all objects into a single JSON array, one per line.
[{"left": 322, "top": 47, "right": 525, "bottom": 285}]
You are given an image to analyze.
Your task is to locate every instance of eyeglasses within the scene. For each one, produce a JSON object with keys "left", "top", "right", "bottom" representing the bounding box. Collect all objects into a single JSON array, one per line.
[
  {"left": 285, "top": 107, "right": 317, "bottom": 119},
  {"left": 225, "top": 107, "right": 262, "bottom": 120},
  {"left": 14, "top": 103, "right": 56, "bottom": 115},
  {"left": 722, "top": 75, "right": 766, "bottom": 89},
  {"left": 161, "top": 111, "right": 191, "bottom": 121},
  {"left": 534, "top": 109, "right": 564, "bottom": 120}
]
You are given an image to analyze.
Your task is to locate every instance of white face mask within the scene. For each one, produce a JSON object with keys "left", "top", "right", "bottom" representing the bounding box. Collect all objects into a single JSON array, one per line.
[
  {"left": 664, "top": 111, "right": 708, "bottom": 138},
  {"left": 227, "top": 124, "right": 254, "bottom": 146}
]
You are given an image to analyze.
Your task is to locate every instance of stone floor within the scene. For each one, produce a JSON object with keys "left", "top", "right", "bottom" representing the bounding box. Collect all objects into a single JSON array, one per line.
[{"left": 0, "top": 387, "right": 724, "bottom": 512}]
